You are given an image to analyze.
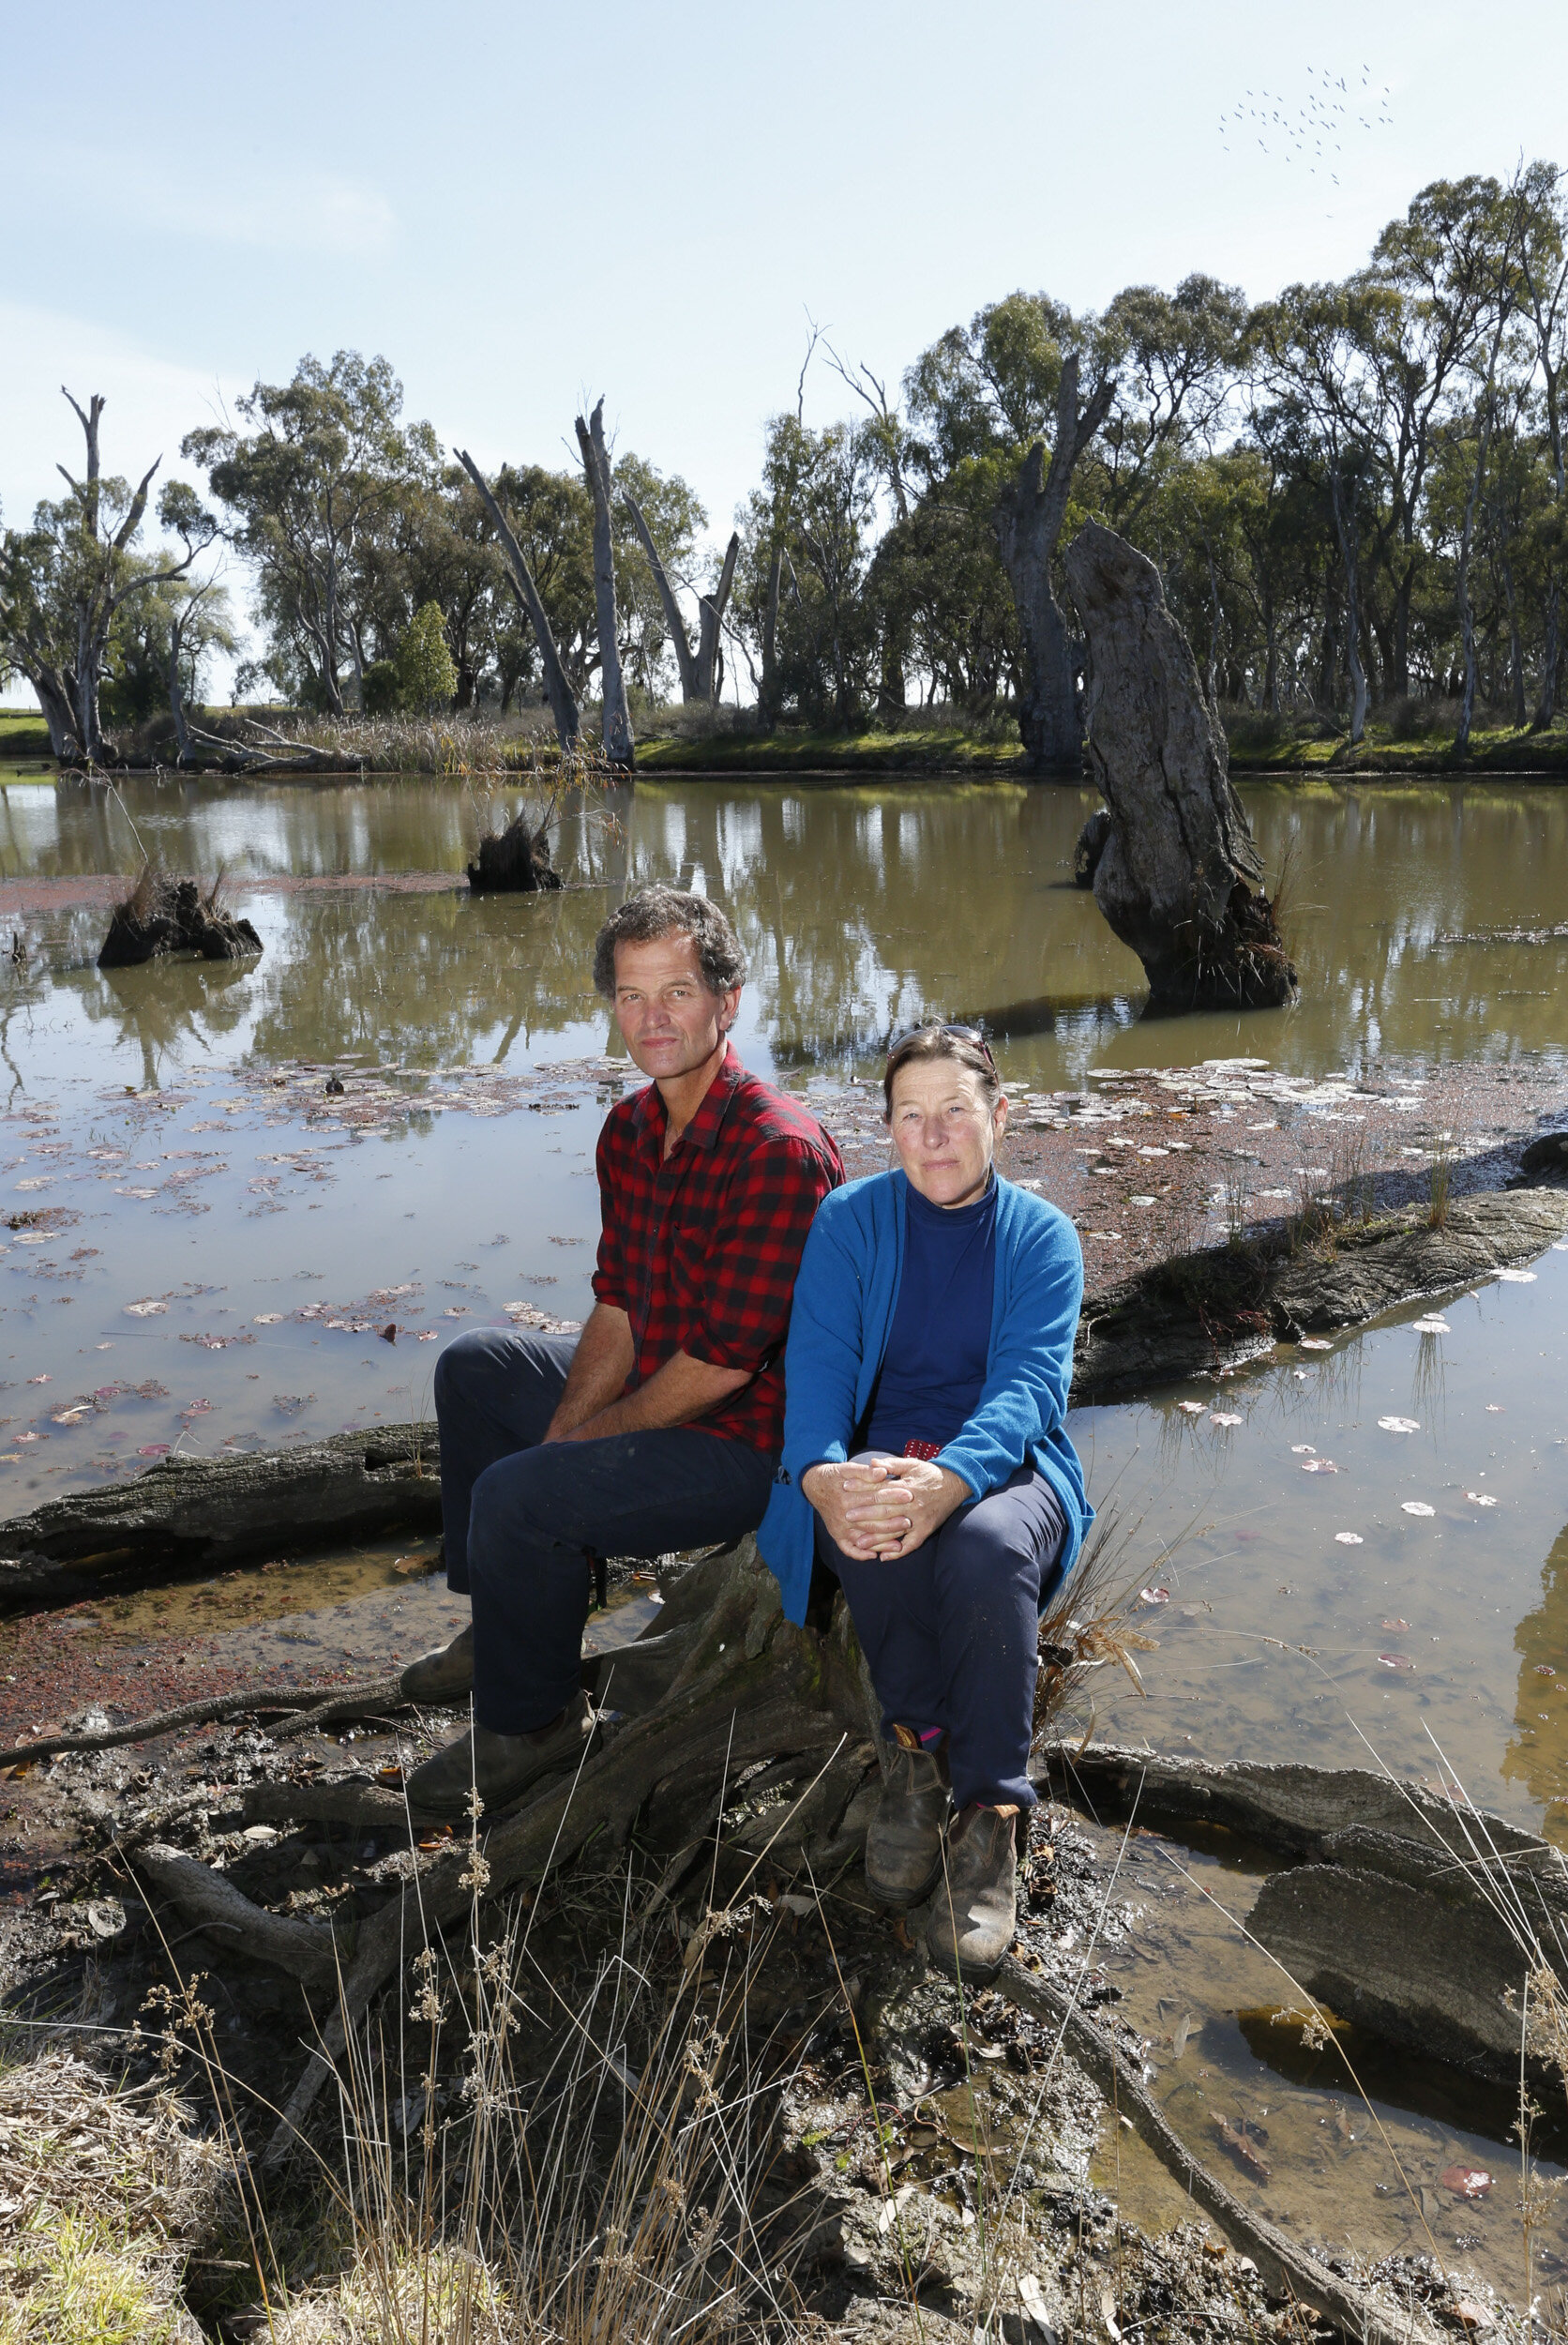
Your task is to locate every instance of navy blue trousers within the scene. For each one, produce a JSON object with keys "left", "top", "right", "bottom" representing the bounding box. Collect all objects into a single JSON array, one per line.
[
  {"left": 434, "top": 1328, "right": 776, "bottom": 1735},
  {"left": 820, "top": 1464, "right": 1067, "bottom": 1812}
]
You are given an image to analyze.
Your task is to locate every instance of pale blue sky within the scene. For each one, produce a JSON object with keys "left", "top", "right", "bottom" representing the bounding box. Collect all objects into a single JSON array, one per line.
[{"left": 3, "top": 0, "right": 1565, "bottom": 697}]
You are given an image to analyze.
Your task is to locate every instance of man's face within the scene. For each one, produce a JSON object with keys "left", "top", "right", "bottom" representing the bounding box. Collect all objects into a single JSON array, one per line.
[{"left": 612, "top": 932, "right": 740, "bottom": 1082}]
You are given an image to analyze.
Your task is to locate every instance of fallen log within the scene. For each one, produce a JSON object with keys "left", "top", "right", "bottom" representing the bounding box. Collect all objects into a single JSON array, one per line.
[
  {"left": 997, "top": 1958, "right": 1443, "bottom": 2345},
  {"left": 0, "top": 1422, "right": 440, "bottom": 1606},
  {"left": 1038, "top": 1738, "right": 1568, "bottom": 2080},
  {"left": 1072, "top": 1187, "right": 1568, "bottom": 1399}
]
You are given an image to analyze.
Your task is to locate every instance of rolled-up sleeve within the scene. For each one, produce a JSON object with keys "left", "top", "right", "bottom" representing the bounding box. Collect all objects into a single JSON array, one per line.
[{"left": 683, "top": 1137, "right": 837, "bottom": 1373}]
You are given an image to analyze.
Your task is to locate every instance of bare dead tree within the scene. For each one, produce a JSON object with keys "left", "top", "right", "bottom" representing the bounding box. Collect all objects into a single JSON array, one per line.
[
  {"left": 455, "top": 449, "right": 580, "bottom": 753},
  {"left": 574, "top": 399, "right": 635, "bottom": 771},
  {"left": 995, "top": 353, "right": 1116, "bottom": 775},
  {"left": 621, "top": 494, "right": 740, "bottom": 704},
  {"left": 0, "top": 390, "right": 218, "bottom": 765}
]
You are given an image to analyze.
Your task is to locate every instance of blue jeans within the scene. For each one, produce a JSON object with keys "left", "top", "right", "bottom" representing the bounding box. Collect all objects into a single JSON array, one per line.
[
  {"left": 820, "top": 1465, "right": 1067, "bottom": 1812},
  {"left": 434, "top": 1328, "right": 776, "bottom": 1734}
]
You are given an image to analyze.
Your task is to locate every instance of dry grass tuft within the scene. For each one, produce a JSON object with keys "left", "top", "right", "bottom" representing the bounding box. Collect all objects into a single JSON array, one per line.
[{"left": 0, "top": 2049, "right": 226, "bottom": 2344}]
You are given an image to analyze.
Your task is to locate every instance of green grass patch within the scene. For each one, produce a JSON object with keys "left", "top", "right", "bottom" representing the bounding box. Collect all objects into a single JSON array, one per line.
[
  {"left": 0, "top": 716, "right": 52, "bottom": 761},
  {"left": 635, "top": 726, "right": 1027, "bottom": 776},
  {"left": 1225, "top": 714, "right": 1568, "bottom": 776}
]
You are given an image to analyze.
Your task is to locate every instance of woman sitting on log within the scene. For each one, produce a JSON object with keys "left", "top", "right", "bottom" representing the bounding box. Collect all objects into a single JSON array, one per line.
[{"left": 759, "top": 1024, "right": 1091, "bottom": 1981}]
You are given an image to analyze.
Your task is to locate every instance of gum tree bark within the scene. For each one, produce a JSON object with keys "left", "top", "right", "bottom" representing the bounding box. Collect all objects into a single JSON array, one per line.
[
  {"left": 622, "top": 495, "right": 739, "bottom": 704},
  {"left": 994, "top": 353, "right": 1115, "bottom": 776},
  {"left": 575, "top": 400, "right": 635, "bottom": 770},
  {"left": 455, "top": 450, "right": 580, "bottom": 753},
  {"left": 1063, "top": 522, "right": 1296, "bottom": 1013}
]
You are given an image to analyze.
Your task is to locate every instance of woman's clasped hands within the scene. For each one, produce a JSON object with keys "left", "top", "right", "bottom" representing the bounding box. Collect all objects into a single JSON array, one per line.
[{"left": 801, "top": 1454, "right": 971, "bottom": 1562}]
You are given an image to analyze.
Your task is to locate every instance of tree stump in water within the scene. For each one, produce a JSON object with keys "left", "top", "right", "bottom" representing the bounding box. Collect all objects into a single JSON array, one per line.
[
  {"left": 465, "top": 812, "right": 562, "bottom": 894},
  {"left": 98, "top": 870, "right": 263, "bottom": 969},
  {"left": 1063, "top": 522, "right": 1296, "bottom": 1013}
]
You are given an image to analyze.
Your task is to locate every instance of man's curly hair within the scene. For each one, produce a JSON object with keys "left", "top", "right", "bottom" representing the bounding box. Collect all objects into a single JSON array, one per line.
[{"left": 592, "top": 885, "right": 747, "bottom": 1001}]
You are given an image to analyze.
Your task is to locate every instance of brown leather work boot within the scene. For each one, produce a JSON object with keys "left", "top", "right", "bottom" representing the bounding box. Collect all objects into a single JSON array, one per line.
[
  {"left": 926, "top": 1803, "right": 1019, "bottom": 1984},
  {"left": 405, "top": 1689, "right": 598, "bottom": 1819},
  {"left": 865, "top": 1726, "right": 951, "bottom": 1909},
  {"left": 400, "top": 1623, "right": 474, "bottom": 1704}
]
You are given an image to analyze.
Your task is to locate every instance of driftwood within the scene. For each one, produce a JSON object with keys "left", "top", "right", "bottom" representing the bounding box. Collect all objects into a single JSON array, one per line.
[
  {"left": 1038, "top": 1738, "right": 1568, "bottom": 2081},
  {"left": 997, "top": 1959, "right": 1443, "bottom": 2345},
  {"left": 464, "top": 810, "right": 562, "bottom": 894},
  {"left": 98, "top": 870, "right": 263, "bottom": 968},
  {"left": 1072, "top": 1186, "right": 1568, "bottom": 1399},
  {"left": 1063, "top": 522, "right": 1296, "bottom": 1012},
  {"left": 0, "top": 1423, "right": 440, "bottom": 1606}
]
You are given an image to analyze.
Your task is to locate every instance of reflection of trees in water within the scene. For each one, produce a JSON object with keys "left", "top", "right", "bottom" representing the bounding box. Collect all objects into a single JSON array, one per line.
[
  {"left": 1501, "top": 1518, "right": 1568, "bottom": 1825},
  {"left": 240, "top": 887, "right": 619, "bottom": 1069},
  {"left": 93, "top": 962, "right": 255, "bottom": 1092},
  {"left": 624, "top": 785, "right": 1112, "bottom": 1064}
]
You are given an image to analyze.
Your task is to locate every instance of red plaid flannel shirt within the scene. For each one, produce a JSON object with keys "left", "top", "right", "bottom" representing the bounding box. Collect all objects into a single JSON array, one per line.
[{"left": 592, "top": 1046, "right": 844, "bottom": 1455}]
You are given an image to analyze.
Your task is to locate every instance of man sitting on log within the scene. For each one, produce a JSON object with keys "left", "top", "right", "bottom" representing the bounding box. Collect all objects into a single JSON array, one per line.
[{"left": 403, "top": 885, "right": 844, "bottom": 1814}]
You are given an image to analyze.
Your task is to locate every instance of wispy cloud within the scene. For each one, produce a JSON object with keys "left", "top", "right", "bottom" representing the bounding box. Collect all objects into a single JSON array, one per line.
[{"left": 13, "top": 144, "right": 396, "bottom": 260}]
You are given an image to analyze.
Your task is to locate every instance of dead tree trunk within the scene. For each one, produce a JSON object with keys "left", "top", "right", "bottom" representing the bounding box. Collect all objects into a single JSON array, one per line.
[
  {"left": 994, "top": 354, "right": 1115, "bottom": 777},
  {"left": 575, "top": 400, "right": 635, "bottom": 771},
  {"left": 695, "top": 532, "right": 740, "bottom": 703},
  {"left": 1063, "top": 522, "right": 1297, "bottom": 1014},
  {"left": 455, "top": 450, "right": 580, "bottom": 755}
]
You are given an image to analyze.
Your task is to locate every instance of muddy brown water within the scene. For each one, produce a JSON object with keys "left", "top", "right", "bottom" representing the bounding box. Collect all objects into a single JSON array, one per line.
[{"left": 2, "top": 768, "right": 1567, "bottom": 2292}]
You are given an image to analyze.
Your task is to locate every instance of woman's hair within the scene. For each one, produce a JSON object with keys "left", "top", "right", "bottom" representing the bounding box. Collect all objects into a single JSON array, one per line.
[
  {"left": 592, "top": 885, "right": 747, "bottom": 1001},
  {"left": 882, "top": 1024, "right": 1002, "bottom": 1116}
]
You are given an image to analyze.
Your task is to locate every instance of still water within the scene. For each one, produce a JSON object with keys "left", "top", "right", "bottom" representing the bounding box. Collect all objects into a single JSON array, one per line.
[{"left": 2, "top": 769, "right": 1567, "bottom": 2285}]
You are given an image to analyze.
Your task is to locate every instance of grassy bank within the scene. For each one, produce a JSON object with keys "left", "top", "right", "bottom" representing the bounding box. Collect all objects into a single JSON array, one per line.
[
  {"left": 636, "top": 724, "right": 1027, "bottom": 775},
  {"left": 0, "top": 715, "right": 51, "bottom": 762},
  {"left": 1226, "top": 709, "right": 1568, "bottom": 776}
]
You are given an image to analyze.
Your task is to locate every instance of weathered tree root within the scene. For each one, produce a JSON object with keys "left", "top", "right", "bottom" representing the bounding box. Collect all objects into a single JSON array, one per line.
[
  {"left": 465, "top": 812, "right": 562, "bottom": 894},
  {"left": 250, "top": 1543, "right": 868, "bottom": 2163},
  {"left": 996, "top": 1959, "right": 1442, "bottom": 2345},
  {"left": 136, "top": 1842, "right": 346, "bottom": 1991},
  {"left": 98, "top": 870, "right": 263, "bottom": 968},
  {"left": 0, "top": 1671, "right": 410, "bottom": 1770}
]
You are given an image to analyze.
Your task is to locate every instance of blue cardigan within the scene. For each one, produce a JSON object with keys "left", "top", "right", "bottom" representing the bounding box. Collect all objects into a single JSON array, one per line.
[{"left": 757, "top": 1168, "right": 1093, "bottom": 1625}]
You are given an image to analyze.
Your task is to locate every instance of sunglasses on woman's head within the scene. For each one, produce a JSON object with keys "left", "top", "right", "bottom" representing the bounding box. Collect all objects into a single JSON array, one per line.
[{"left": 887, "top": 1021, "right": 996, "bottom": 1070}]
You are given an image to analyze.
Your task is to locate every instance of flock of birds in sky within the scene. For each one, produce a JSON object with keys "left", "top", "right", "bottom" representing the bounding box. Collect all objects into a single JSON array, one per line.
[{"left": 1218, "top": 63, "right": 1394, "bottom": 184}]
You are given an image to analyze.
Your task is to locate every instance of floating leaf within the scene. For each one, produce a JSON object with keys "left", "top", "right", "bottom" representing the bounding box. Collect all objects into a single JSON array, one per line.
[
  {"left": 1378, "top": 1416, "right": 1421, "bottom": 1434},
  {"left": 1210, "top": 1412, "right": 1244, "bottom": 1428},
  {"left": 1495, "top": 1269, "right": 1536, "bottom": 1283},
  {"left": 1401, "top": 1501, "right": 1436, "bottom": 1518},
  {"left": 1334, "top": 1533, "right": 1364, "bottom": 1546},
  {"left": 137, "top": 1444, "right": 171, "bottom": 1458},
  {"left": 1378, "top": 1654, "right": 1415, "bottom": 1672},
  {"left": 1535, "top": 1664, "right": 1557, "bottom": 1677},
  {"left": 253, "top": 1312, "right": 283, "bottom": 1324},
  {"left": 1139, "top": 1587, "right": 1171, "bottom": 1607},
  {"left": 1302, "top": 1459, "right": 1340, "bottom": 1474},
  {"left": 1411, "top": 1319, "right": 1451, "bottom": 1335},
  {"left": 1176, "top": 1400, "right": 1206, "bottom": 1415},
  {"left": 1291, "top": 1444, "right": 1317, "bottom": 1455},
  {"left": 1439, "top": 2164, "right": 1492, "bottom": 2199},
  {"left": 1298, "top": 1338, "right": 1332, "bottom": 1352},
  {"left": 124, "top": 1298, "right": 168, "bottom": 1318},
  {"left": 1466, "top": 1490, "right": 1498, "bottom": 1506},
  {"left": 1381, "top": 1617, "right": 1410, "bottom": 1629},
  {"left": 1485, "top": 1404, "right": 1503, "bottom": 1413},
  {"left": 25, "top": 1375, "right": 50, "bottom": 1386}
]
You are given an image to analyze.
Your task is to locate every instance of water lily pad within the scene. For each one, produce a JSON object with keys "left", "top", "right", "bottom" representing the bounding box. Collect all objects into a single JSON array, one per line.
[{"left": 1401, "top": 1501, "right": 1436, "bottom": 1517}]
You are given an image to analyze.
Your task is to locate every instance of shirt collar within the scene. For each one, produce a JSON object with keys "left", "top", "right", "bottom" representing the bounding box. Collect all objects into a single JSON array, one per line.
[{"left": 629, "top": 1040, "right": 744, "bottom": 1157}]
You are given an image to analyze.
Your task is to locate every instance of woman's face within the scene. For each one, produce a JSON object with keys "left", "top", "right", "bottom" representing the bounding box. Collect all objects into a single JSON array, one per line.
[{"left": 886, "top": 1057, "right": 1008, "bottom": 1208}]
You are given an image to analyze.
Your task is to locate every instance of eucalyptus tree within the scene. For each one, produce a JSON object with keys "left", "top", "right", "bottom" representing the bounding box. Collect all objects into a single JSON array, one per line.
[
  {"left": 0, "top": 390, "right": 219, "bottom": 762},
  {"left": 1514, "top": 160, "right": 1568, "bottom": 724},
  {"left": 616, "top": 453, "right": 733, "bottom": 704},
  {"left": 183, "top": 353, "right": 430, "bottom": 714},
  {"left": 1252, "top": 284, "right": 1393, "bottom": 742}
]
